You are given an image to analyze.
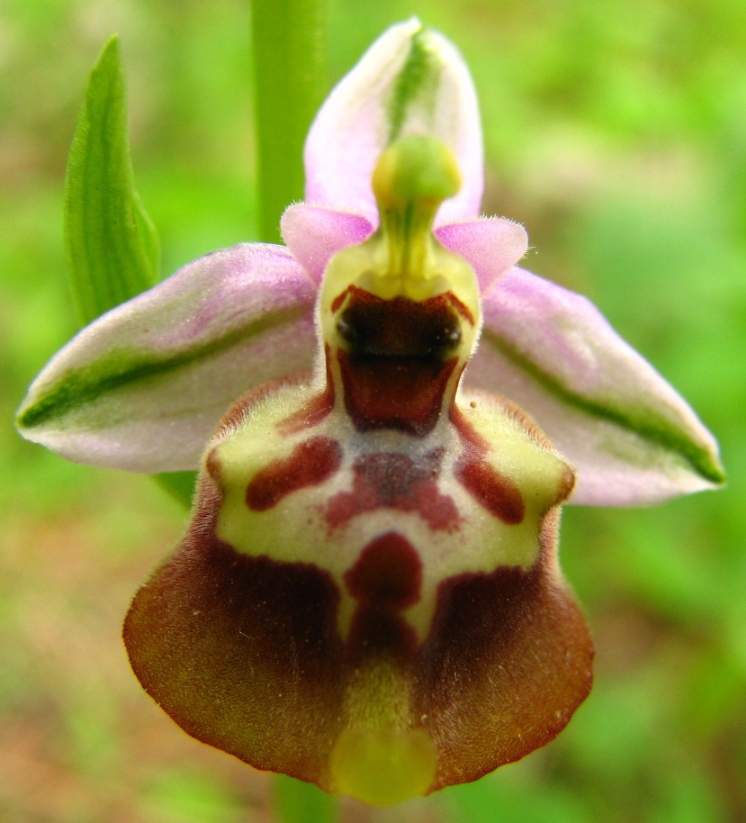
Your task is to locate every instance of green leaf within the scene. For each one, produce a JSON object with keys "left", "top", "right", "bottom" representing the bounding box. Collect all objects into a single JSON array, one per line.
[
  {"left": 63, "top": 36, "right": 194, "bottom": 503},
  {"left": 64, "top": 35, "right": 159, "bottom": 325}
]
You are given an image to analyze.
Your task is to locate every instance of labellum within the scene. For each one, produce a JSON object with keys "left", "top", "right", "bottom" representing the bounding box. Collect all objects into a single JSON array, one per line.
[{"left": 123, "top": 137, "right": 593, "bottom": 806}]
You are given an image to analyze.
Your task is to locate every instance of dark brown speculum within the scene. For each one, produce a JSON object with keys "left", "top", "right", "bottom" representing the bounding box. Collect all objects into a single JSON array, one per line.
[{"left": 333, "top": 286, "right": 472, "bottom": 435}]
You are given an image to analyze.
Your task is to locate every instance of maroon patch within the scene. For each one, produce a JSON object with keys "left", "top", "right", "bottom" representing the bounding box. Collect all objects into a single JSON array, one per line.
[
  {"left": 245, "top": 436, "right": 342, "bottom": 511},
  {"left": 277, "top": 346, "right": 335, "bottom": 436},
  {"left": 443, "top": 292, "right": 475, "bottom": 326},
  {"left": 413, "top": 544, "right": 594, "bottom": 789},
  {"left": 325, "top": 449, "right": 460, "bottom": 532},
  {"left": 332, "top": 287, "right": 468, "bottom": 436},
  {"left": 449, "top": 404, "right": 488, "bottom": 449},
  {"left": 345, "top": 532, "right": 422, "bottom": 609},
  {"left": 332, "top": 284, "right": 473, "bottom": 328},
  {"left": 347, "top": 607, "right": 419, "bottom": 659},
  {"left": 457, "top": 458, "right": 525, "bottom": 525},
  {"left": 335, "top": 287, "right": 470, "bottom": 356},
  {"left": 331, "top": 287, "right": 352, "bottom": 314},
  {"left": 450, "top": 404, "right": 525, "bottom": 525},
  {"left": 339, "top": 352, "right": 458, "bottom": 436},
  {"left": 345, "top": 532, "right": 422, "bottom": 658},
  {"left": 124, "top": 526, "right": 347, "bottom": 787}
]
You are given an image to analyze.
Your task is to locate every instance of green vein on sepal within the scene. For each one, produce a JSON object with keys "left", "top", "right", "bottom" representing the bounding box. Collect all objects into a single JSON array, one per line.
[
  {"left": 64, "top": 35, "right": 160, "bottom": 326},
  {"left": 481, "top": 329, "right": 726, "bottom": 486},
  {"left": 387, "top": 26, "right": 440, "bottom": 145},
  {"left": 17, "top": 303, "right": 311, "bottom": 431}
]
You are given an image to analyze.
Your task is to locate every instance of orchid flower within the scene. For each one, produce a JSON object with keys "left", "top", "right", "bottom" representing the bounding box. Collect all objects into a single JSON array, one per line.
[{"left": 16, "top": 20, "right": 723, "bottom": 807}]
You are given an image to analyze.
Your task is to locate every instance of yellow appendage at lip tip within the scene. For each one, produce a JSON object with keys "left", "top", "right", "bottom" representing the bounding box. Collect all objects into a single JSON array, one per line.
[{"left": 330, "top": 724, "right": 438, "bottom": 806}]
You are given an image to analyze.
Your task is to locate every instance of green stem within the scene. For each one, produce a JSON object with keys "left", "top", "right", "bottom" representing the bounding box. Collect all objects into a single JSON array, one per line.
[{"left": 251, "top": 0, "right": 327, "bottom": 242}]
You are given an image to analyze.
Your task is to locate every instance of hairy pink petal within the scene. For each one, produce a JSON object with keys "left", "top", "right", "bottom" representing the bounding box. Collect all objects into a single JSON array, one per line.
[
  {"left": 468, "top": 267, "right": 724, "bottom": 505},
  {"left": 17, "top": 245, "right": 316, "bottom": 473},
  {"left": 436, "top": 218, "right": 528, "bottom": 291},
  {"left": 282, "top": 205, "right": 373, "bottom": 284}
]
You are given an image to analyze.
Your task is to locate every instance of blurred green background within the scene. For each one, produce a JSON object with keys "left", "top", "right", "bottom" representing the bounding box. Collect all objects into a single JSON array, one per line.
[{"left": 2, "top": 0, "right": 744, "bottom": 821}]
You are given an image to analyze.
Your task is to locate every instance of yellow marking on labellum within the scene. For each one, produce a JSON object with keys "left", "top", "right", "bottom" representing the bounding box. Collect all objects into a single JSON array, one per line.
[
  {"left": 330, "top": 725, "right": 437, "bottom": 806},
  {"left": 330, "top": 656, "right": 437, "bottom": 805},
  {"left": 210, "top": 379, "right": 573, "bottom": 653},
  {"left": 124, "top": 128, "right": 591, "bottom": 805}
]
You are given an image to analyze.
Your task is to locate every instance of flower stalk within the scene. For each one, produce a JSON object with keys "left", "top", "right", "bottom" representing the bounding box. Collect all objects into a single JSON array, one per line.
[{"left": 251, "top": 0, "right": 327, "bottom": 243}]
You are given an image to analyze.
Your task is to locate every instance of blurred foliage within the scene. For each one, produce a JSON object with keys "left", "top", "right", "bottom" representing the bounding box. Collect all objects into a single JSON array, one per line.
[{"left": 1, "top": 0, "right": 744, "bottom": 821}]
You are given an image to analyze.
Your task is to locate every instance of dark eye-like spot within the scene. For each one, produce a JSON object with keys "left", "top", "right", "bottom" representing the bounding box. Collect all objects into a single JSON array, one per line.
[
  {"left": 336, "top": 291, "right": 463, "bottom": 361},
  {"left": 336, "top": 315, "right": 358, "bottom": 346},
  {"left": 430, "top": 323, "right": 461, "bottom": 354}
]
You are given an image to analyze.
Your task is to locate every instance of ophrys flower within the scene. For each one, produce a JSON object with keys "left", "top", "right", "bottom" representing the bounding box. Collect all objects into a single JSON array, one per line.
[{"left": 16, "top": 19, "right": 724, "bottom": 807}]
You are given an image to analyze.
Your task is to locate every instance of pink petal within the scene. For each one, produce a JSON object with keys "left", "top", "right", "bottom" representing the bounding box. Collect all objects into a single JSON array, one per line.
[
  {"left": 467, "top": 268, "right": 724, "bottom": 506},
  {"left": 281, "top": 204, "right": 373, "bottom": 284},
  {"left": 436, "top": 218, "right": 529, "bottom": 291},
  {"left": 17, "top": 244, "right": 316, "bottom": 473},
  {"left": 304, "top": 19, "right": 483, "bottom": 226}
]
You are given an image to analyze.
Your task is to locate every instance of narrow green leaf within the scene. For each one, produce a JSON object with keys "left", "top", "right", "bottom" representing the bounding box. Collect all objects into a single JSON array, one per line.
[
  {"left": 64, "top": 35, "right": 159, "bottom": 325},
  {"left": 251, "top": 0, "right": 328, "bottom": 242},
  {"left": 133, "top": 190, "right": 161, "bottom": 279},
  {"left": 274, "top": 775, "right": 337, "bottom": 823},
  {"left": 64, "top": 35, "right": 193, "bottom": 505}
]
